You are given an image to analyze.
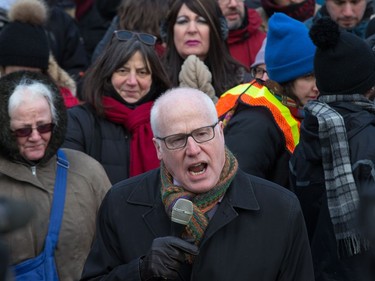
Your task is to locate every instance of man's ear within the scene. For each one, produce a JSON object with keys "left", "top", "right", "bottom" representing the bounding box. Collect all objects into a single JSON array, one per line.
[{"left": 153, "top": 138, "right": 163, "bottom": 160}]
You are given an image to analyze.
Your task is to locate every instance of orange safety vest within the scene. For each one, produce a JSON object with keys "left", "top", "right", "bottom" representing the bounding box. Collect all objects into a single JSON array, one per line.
[{"left": 216, "top": 81, "right": 300, "bottom": 154}]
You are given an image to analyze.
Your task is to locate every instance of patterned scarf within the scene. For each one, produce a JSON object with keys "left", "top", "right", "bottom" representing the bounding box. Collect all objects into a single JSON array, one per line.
[
  {"left": 305, "top": 94, "right": 374, "bottom": 257},
  {"left": 160, "top": 147, "right": 238, "bottom": 262},
  {"left": 102, "top": 96, "right": 159, "bottom": 177}
]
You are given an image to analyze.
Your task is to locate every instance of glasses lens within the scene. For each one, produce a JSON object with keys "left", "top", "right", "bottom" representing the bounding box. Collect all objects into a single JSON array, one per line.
[
  {"left": 137, "top": 33, "right": 157, "bottom": 46},
  {"left": 37, "top": 123, "right": 54, "bottom": 134},
  {"left": 13, "top": 123, "right": 54, "bottom": 138},
  {"left": 13, "top": 128, "right": 32, "bottom": 138},
  {"left": 114, "top": 30, "right": 133, "bottom": 41},
  {"left": 165, "top": 135, "right": 187, "bottom": 150},
  {"left": 192, "top": 126, "right": 215, "bottom": 143}
]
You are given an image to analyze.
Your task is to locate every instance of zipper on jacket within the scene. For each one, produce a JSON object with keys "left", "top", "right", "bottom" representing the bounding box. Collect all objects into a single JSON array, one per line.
[{"left": 31, "top": 166, "right": 36, "bottom": 176}]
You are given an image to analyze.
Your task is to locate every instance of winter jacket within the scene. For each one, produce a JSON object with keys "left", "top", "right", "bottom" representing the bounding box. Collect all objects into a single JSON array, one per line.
[
  {"left": 0, "top": 149, "right": 111, "bottom": 281},
  {"left": 290, "top": 101, "right": 375, "bottom": 281},
  {"left": 227, "top": 7, "right": 266, "bottom": 70},
  {"left": 81, "top": 168, "right": 315, "bottom": 281},
  {"left": 62, "top": 103, "right": 131, "bottom": 184},
  {"left": 0, "top": 71, "right": 111, "bottom": 281},
  {"left": 216, "top": 82, "right": 300, "bottom": 189},
  {"left": 46, "top": 6, "right": 89, "bottom": 81}
]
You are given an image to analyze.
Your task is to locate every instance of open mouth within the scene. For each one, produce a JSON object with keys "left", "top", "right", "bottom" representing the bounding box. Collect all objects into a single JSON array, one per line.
[{"left": 188, "top": 163, "right": 207, "bottom": 176}]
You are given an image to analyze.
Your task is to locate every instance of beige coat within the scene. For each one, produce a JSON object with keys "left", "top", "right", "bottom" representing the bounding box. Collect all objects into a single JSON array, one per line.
[{"left": 0, "top": 148, "right": 111, "bottom": 281}]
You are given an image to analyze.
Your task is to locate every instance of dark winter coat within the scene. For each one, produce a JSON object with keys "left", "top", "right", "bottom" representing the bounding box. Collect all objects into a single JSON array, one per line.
[
  {"left": 224, "top": 102, "right": 293, "bottom": 189},
  {"left": 81, "top": 168, "right": 314, "bottom": 281},
  {"left": 290, "top": 101, "right": 375, "bottom": 281},
  {"left": 46, "top": 6, "right": 89, "bottom": 81},
  {"left": 62, "top": 103, "right": 131, "bottom": 184}
]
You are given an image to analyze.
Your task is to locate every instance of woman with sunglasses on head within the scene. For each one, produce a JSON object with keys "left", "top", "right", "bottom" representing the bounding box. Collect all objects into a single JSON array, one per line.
[
  {"left": 91, "top": 0, "right": 170, "bottom": 63},
  {"left": 62, "top": 32, "right": 171, "bottom": 184},
  {"left": 162, "top": 0, "right": 246, "bottom": 98},
  {"left": 0, "top": 71, "right": 111, "bottom": 280}
]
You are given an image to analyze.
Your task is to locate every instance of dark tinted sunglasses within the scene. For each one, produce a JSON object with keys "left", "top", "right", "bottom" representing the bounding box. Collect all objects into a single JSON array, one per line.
[
  {"left": 113, "top": 30, "right": 157, "bottom": 46},
  {"left": 12, "top": 123, "right": 55, "bottom": 138}
]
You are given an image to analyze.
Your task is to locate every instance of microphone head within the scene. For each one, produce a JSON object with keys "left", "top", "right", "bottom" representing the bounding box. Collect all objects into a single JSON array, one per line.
[{"left": 171, "top": 198, "right": 193, "bottom": 225}]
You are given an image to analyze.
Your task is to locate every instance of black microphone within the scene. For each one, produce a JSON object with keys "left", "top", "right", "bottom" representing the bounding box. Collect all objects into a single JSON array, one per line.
[
  {"left": 0, "top": 197, "right": 34, "bottom": 234},
  {"left": 171, "top": 198, "right": 193, "bottom": 237}
]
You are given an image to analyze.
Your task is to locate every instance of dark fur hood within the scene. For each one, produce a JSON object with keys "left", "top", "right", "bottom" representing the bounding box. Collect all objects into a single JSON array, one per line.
[{"left": 0, "top": 71, "right": 67, "bottom": 165}]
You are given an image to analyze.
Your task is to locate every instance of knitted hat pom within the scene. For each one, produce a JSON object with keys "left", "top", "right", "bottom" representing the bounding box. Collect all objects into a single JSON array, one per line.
[
  {"left": 0, "top": 0, "right": 50, "bottom": 70},
  {"left": 8, "top": 0, "right": 48, "bottom": 25},
  {"left": 310, "top": 16, "right": 375, "bottom": 95},
  {"left": 309, "top": 17, "right": 340, "bottom": 50}
]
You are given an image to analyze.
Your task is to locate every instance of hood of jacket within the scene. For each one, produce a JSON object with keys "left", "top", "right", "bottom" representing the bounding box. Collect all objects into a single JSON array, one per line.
[
  {"left": 0, "top": 71, "right": 67, "bottom": 165},
  {"left": 227, "top": 8, "right": 263, "bottom": 45}
]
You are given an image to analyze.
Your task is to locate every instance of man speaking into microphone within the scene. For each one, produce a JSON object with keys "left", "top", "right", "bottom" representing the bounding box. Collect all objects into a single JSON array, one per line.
[{"left": 81, "top": 88, "right": 314, "bottom": 281}]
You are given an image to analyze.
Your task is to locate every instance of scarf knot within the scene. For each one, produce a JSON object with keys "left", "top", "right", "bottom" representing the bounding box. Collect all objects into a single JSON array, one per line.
[
  {"left": 102, "top": 96, "right": 160, "bottom": 176},
  {"left": 160, "top": 147, "right": 238, "bottom": 263}
]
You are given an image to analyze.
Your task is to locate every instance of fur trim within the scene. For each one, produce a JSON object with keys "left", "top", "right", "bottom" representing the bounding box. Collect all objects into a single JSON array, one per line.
[
  {"left": 8, "top": 0, "right": 48, "bottom": 25},
  {"left": 48, "top": 55, "right": 77, "bottom": 96},
  {"left": 0, "top": 71, "right": 67, "bottom": 164}
]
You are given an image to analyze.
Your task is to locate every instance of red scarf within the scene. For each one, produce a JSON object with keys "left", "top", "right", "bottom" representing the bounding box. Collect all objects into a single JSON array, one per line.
[{"left": 102, "top": 96, "right": 160, "bottom": 177}]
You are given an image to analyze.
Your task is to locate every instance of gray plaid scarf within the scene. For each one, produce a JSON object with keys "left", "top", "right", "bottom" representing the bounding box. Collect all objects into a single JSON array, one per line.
[{"left": 305, "top": 94, "right": 375, "bottom": 257}]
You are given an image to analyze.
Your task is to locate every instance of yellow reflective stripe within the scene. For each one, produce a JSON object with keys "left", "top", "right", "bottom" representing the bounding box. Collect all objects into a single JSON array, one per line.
[
  {"left": 216, "top": 82, "right": 300, "bottom": 154},
  {"left": 241, "top": 92, "right": 300, "bottom": 153},
  {"left": 216, "top": 82, "right": 263, "bottom": 117}
]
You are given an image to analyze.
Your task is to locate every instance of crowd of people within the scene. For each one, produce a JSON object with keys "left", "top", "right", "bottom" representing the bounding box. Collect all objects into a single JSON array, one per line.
[{"left": 0, "top": 0, "right": 375, "bottom": 280}]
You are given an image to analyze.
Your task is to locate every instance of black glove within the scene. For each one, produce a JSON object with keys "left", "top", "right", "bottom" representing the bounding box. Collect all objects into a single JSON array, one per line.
[{"left": 139, "top": 236, "right": 199, "bottom": 281}]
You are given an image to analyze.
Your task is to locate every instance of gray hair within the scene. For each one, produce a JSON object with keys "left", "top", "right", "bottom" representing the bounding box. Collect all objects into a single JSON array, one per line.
[
  {"left": 8, "top": 79, "right": 58, "bottom": 125},
  {"left": 150, "top": 87, "right": 218, "bottom": 137}
]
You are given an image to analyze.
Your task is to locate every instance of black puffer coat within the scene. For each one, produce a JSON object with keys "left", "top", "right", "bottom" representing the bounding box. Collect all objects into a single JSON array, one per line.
[{"left": 62, "top": 103, "right": 131, "bottom": 184}]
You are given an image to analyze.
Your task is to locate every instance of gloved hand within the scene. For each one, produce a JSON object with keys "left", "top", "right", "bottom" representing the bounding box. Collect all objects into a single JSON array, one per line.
[{"left": 139, "top": 236, "right": 199, "bottom": 281}]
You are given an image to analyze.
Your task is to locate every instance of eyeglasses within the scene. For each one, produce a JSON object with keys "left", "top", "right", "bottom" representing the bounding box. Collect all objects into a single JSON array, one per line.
[
  {"left": 156, "top": 122, "right": 218, "bottom": 150},
  {"left": 113, "top": 30, "right": 157, "bottom": 46},
  {"left": 12, "top": 123, "right": 54, "bottom": 138},
  {"left": 218, "top": 0, "right": 245, "bottom": 5},
  {"left": 250, "top": 66, "right": 267, "bottom": 79}
]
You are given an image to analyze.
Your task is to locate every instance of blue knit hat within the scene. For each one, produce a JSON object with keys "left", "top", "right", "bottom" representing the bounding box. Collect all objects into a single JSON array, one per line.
[{"left": 265, "top": 13, "right": 315, "bottom": 83}]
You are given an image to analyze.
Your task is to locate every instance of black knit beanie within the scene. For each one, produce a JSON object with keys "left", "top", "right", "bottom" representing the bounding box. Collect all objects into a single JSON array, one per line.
[
  {"left": 309, "top": 17, "right": 375, "bottom": 96},
  {"left": 0, "top": 0, "right": 49, "bottom": 70}
]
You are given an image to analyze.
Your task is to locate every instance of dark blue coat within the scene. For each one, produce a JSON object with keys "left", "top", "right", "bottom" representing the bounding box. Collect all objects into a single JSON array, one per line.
[{"left": 81, "top": 168, "right": 314, "bottom": 281}]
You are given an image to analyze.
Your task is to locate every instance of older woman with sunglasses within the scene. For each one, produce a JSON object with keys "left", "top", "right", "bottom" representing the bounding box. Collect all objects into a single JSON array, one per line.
[
  {"left": 62, "top": 31, "right": 171, "bottom": 184},
  {"left": 0, "top": 71, "right": 111, "bottom": 280}
]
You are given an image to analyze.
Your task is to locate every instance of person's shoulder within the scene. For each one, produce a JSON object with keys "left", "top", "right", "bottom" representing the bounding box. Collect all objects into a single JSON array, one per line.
[
  {"left": 237, "top": 170, "right": 298, "bottom": 204},
  {"left": 67, "top": 103, "right": 97, "bottom": 121},
  {"left": 61, "top": 148, "right": 104, "bottom": 170},
  {"left": 49, "top": 5, "right": 75, "bottom": 23},
  {"left": 104, "top": 169, "right": 161, "bottom": 205}
]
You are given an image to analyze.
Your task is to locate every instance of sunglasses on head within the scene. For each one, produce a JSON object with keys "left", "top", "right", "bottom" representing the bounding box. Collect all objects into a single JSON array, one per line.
[
  {"left": 113, "top": 30, "right": 157, "bottom": 46},
  {"left": 12, "top": 123, "right": 55, "bottom": 138}
]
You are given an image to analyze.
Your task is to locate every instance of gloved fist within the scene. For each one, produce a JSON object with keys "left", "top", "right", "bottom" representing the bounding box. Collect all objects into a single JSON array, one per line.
[{"left": 139, "top": 236, "right": 199, "bottom": 281}]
